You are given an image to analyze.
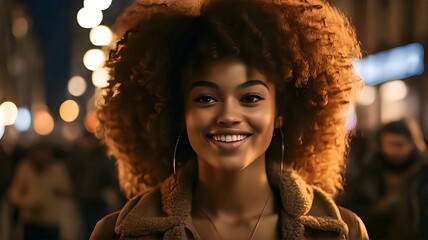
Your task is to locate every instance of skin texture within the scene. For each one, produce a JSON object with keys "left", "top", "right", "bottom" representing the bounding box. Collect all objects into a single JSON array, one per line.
[
  {"left": 184, "top": 59, "right": 277, "bottom": 171},
  {"left": 185, "top": 59, "right": 280, "bottom": 239}
]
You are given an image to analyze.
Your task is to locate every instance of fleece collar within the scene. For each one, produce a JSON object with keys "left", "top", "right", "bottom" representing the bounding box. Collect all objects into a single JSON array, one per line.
[{"left": 115, "top": 160, "right": 348, "bottom": 239}]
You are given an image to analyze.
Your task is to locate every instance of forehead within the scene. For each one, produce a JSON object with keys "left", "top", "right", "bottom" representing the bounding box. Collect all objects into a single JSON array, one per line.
[
  {"left": 184, "top": 59, "right": 273, "bottom": 90},
  {"left": 381, "top": 132, "right": 411, "bottom": 143}
]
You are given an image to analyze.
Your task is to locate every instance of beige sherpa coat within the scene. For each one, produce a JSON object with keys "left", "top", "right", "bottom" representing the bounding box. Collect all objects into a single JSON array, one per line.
[{"left": 90, "top": 160, "right": 368, "bottom": 239}]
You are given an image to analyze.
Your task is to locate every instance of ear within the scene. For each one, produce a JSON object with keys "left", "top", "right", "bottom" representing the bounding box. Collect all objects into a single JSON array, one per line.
[{"left": 275, "top": 115, "right": 283, "bottom": 129}]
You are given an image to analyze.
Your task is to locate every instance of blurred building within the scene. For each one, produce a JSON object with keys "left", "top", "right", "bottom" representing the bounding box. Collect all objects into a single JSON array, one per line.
[
  {"left": 0, "top": 0, "right": 131, "bottom": 148},
  {"left": 331, "top": 0, "right": 428, "bottom": 136}
]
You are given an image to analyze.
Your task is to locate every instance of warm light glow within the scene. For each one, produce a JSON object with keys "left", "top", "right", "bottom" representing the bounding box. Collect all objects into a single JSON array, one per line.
[
  {"left": 380, "top": 80, "right": 408, "bottom": 102},
  {"left": 34, "top": 110, "right": 54, "bottom": 135},
  {"left": 59, "top": 100, "right": 80, "bottom": 122},
  {"left": 357, "top": 86, "right": 376, "bottom": 106},
  {"left": 0, "top": 109, "right": 4, "bottom": 139},
  {"left": 84, "top": 0, "right": 112, "bottom": 10},
  {"left": 0, "top": 101, "right": 18, "bottom": 126},
  {"left": 68, "top": 76, "right": 87, "bottom": 97},
  {"left": 0, "top": 125, "right": 4, "bottom": 139},
  {"left": 14, "top": 107, "right": 32, "bottom": 131},
  {"left": 76, "top": 7, "right": 103, "bottom": 29},
  {"left": 381, "top": 100, "right": 405, "bottom": 123},
  {"left": 84, "top": 110, "right": 100, "bottom": 133},
  {"left": 62, "top": 123, "right": 82, "bottom": 141},
  {"left": 89, "top": 25, "right": 113, "bottom": 46},
  {"left": 83, "top": 49, "right": 106, "bottom": 71},
  {"left": 12, "top": 17, "right": 28, "bottom": 38},
  {"left": 92, "top": 67, "right": 110, "bottom": 88}
]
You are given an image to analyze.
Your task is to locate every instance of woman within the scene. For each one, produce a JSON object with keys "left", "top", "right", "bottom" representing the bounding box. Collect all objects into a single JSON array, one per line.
[{"left": 91, "top": 0, "right": 368, "bottom": 239}]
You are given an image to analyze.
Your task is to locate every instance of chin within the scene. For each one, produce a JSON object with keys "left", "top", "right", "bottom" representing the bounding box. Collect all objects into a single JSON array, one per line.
[{"left": 207, "top": 155, "right": 255, "bottom": 171}]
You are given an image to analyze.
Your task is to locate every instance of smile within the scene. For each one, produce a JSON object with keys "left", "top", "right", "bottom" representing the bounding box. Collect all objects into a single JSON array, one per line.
[
  {"left": 211, "top": 134, "right": 249, "bottom": 143},
  {"left": 207, "top": 134, "right": 251, "bottom": 151}
]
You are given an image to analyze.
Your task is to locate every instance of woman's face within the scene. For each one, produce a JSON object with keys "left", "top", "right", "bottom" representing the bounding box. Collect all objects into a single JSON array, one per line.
[{"left": 184, "top": 59, "right": 277, "bottom": 171}]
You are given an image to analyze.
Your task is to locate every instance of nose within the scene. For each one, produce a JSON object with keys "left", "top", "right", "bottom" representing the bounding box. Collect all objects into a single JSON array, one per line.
[{"left": 216, "top": 98, "right": 242, "bottom": 125}]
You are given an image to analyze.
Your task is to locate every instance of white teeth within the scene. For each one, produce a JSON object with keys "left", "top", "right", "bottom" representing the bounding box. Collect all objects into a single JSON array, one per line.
[{"left": 212, "top": 134, "right": 249, "bottom": 142}]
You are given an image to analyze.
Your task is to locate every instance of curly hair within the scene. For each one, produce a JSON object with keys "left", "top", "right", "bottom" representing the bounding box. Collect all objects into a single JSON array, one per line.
[{"left": 97, "top": 0, "right": 362, "bottom": 198}]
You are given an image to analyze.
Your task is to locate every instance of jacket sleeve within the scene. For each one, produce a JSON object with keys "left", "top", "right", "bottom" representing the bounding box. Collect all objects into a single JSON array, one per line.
[
  {"left": 90, "top": 211, "right": 120, "bottom": 240},
  {"left": 339, "top": 207, "right": 370, "bottom": 240}
]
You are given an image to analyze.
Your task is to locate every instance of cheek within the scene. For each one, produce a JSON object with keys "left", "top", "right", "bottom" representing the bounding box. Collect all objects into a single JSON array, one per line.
[
  {"left": 184, "top": 108, "right": 214, "bottom": 149},
  {"left": 247, "top": 105, "right": 276, "bottom": 142},
  {"left": 185, "top": 108, "right": 211, "bottom": 130}
]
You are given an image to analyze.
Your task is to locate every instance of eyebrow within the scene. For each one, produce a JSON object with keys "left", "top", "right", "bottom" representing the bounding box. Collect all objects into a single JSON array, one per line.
[{"left": 189, "top": 80, "right": 270, "bottom": 92}]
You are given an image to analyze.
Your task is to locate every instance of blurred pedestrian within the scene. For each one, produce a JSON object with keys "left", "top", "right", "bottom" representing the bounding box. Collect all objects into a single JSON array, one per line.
[
  {"left": 350, "top": 118, "right": 428, "bottom": 239},
  {"left": 0, "top": 145, "right": 14, "bottom": 240},
  {"left": 8, "top": 141, "right": 75, "bottom": 240},
  {"left": 66, "top": 134, "right": 123, "bottom": 239}
]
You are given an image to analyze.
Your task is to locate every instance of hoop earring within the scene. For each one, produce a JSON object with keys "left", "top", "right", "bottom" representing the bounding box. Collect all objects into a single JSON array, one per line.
[
  {"left": 173, "top": 132, "right": 183, "bottom": 180},
  {"left": 279, "top": 127, "right": 285, "bottom": 176}
]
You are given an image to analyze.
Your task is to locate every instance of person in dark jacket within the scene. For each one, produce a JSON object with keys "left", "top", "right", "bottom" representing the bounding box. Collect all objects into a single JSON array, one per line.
[
  {"left": 90, "top": 0, "right": 368, "bottom": 239},
  {"left": 344, "top": 118, "right": 428, "bottom": 239}
]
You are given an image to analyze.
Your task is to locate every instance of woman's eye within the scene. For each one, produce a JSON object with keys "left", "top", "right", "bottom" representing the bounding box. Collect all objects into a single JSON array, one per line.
[
  {"left": 241, "top": 93, "right": 263, "bottom": 103},
  {"left": 195, "top": 96, "right": 217, "bottom": 104}
]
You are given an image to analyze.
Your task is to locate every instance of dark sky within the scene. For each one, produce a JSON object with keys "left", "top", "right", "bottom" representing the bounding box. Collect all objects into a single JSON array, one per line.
[
  {"left": 20, "top": 0, "right": 79, "bottom": 114},
  {"left": 18, "top": 0, "right": 131, "bottom": 116}
]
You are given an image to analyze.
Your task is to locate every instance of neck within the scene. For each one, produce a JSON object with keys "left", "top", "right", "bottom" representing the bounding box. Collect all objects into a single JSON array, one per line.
[{"left": 194, "top": 154, "right": 274, "bottom": 217}]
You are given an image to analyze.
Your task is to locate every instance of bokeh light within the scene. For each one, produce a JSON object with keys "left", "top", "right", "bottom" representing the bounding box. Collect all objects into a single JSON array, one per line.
[
  {"left": 59, "top": 100, "right": 80, "bottom": 122},
  {"left": 0, "top": 108, "right": 4, "bottom": 139},
  {"left": 68, "top": 76, "right": 87, "bottom": 97},
  {"left": 357, "top": 85, "right": 376, "bottom": 106},
  {"left": 0, "top": 101, "right": 18, "bottom": 126},
  {"left": 0, "top": 125, "right": 4, "bottom": 140},
  {"left": 84, "top": 110, "right": 100, "bottom": 133},
  {"left": 12, "top": 17, "right": 28, "bottom": 38},
  {"left": 34, "top": 110, "right": 54, "bottom": 135},
  {"left": 354, "top": 43, "right": 424, "bottom": 85},
  {"left": 83, "top": 49, "right": 106, "bottom": 71},
  {"left": 84, "top": 0, "right": 112, "bottom": 11},
  {"left": 92, "top": 67, "right": 110, "bottom": 88},
  {"left": 76, "top": 7, "right": 103, "bottom": 29},
  {"left": 89, "top": 25, "right": 113, "bottom": 46},
  {"left": 14, "top": 107, "right": 32, "bottom": 131},
  {"left": 380, "top": 80, "right": 408, "bottom": 102}
]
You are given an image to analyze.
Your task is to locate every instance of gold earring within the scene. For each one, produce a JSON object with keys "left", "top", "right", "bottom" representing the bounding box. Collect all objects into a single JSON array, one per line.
[
  {"left": 173, "top": 132, "right": 183, "bottom": 180},
  {"left": 279, "top": 127, "right": 285, "bottom": 176}
]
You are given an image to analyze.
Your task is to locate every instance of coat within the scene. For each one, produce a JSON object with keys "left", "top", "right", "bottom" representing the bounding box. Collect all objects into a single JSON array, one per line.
[{"left": 90, "top": 160, "right": 369, "bottom": 239}]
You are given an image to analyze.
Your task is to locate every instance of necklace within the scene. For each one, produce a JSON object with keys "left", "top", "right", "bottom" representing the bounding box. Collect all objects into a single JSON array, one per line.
[{"left": 195, "top": 194, "right": 271, "bottom": 240}]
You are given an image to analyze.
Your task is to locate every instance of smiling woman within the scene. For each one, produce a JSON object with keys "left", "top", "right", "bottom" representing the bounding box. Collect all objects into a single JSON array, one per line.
[
  {"left": 185, "top": 59, "right": 277, "bottom": 171},
  {"left": 90, "top": 0, "right": 368, "bottom": 239}
]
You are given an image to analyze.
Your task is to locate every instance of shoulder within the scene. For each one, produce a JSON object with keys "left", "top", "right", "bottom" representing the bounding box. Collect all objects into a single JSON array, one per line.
[
  {"left": 90, "top": 212, "right": 120, "bottom": 240},
  {"left": 115, "top": 188, "right": 164, "bottom": 224},
  {"left": 90, "top": 188, "right": 163, "bottom": 239},
  {"left": 338, "top": 207, "right": 369, "bottom": 240}
]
